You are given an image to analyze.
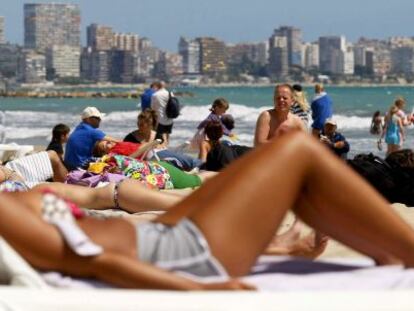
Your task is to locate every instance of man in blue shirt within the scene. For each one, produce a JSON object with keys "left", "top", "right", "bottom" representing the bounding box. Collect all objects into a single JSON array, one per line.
[
  {"left": 64, "top": 107, "right": 119, "bottom": 170},
  {"left": 140, "top": 83, "right": 159, "bottom": 111},
  {"left": 311, "top": 84, "right": 333, "bottom": 137},
  {"left": 320, "top": 118, "right": 350, "bottom": 159}
]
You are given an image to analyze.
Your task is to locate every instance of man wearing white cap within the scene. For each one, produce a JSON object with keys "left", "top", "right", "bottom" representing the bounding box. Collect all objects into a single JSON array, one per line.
[
  {"left": 64, "top": 107, "right": 119, "bottom": 170},
  {"left": 320, "top": 118, "right": 350, "bottom": 159}
]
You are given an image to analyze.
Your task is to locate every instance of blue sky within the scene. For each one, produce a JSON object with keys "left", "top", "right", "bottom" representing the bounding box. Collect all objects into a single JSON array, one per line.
[{"left": 2, "top": 0, "right": 414, "bottom": 51}]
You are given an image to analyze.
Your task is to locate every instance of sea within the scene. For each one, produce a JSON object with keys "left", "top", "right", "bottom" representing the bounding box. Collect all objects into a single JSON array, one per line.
[{"left": 1, "top": 85, "right": 414, "bottom": 158}]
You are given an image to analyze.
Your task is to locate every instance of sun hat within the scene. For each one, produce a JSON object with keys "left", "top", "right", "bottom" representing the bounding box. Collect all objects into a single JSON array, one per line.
[
  {"left": 81, "top": 107, "right": 105, "bottom": 120},
  {"left": 325, "top": 118, "right": 337, "bottom": 126}
]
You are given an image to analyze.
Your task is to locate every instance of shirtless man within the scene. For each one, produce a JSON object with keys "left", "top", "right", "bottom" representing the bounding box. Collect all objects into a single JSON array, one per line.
[{"left": 254, "top": 84, "right": 306, "bottom": 146}]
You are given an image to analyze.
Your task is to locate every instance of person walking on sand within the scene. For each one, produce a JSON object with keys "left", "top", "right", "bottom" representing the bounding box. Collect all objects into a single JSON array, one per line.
[
  {"left": 311, "top": 84, "right": 333, "bottom": 138},
  {"left": 151, "top": 81, "right": 174, "bottom": 146},
  {"left": 64, "top": 107, "right": 119, "bottom": 171},
  {"left": 254, "top": 84, "right": 306, "bottom": 146}
]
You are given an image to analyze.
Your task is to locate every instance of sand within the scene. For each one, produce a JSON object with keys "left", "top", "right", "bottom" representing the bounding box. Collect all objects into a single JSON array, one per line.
[{"left": 277, "top": 203, "right": 414, "bottom": 259}]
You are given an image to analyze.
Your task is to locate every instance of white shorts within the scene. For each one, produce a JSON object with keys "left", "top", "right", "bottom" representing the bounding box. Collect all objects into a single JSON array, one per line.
[{"left": 136, "top": 218, "right": 228, "bottom": 281}]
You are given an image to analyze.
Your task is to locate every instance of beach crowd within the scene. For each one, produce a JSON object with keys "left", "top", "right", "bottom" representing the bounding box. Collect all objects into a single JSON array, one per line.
[{"left": 2, "top": 82, "right": 414, "bottom": 290}]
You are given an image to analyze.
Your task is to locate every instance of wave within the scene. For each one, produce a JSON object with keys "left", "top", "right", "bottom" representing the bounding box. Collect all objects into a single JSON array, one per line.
[{"left": 2, "top": 107, "right": 373, "bottom": 141}]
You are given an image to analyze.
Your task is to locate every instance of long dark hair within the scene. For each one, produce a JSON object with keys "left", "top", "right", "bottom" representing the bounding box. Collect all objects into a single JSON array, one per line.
[{"left": 204, "top": 121, "right": 223, "bottom": 145}]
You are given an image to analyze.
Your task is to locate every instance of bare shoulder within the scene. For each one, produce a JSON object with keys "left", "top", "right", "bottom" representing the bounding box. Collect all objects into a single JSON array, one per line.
[{"left": 257, "top": 109, "right": 272, "bottom": 122}]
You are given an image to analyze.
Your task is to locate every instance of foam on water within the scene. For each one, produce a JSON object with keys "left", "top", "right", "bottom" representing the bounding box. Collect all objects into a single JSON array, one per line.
[{"left": 3, "top": 105, "right": 414, "bottom": 157}]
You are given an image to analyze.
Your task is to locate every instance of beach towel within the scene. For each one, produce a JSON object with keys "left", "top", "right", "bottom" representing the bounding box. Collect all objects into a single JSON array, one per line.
[
  {"left": 5, "top": 151, "right": 52, "bottom": 188},
  {"left": 106, "top": 155, "right": 174, "bottom": 190},
  {"left": 65, "top": 170, "right": 126, "bottom": 188}
]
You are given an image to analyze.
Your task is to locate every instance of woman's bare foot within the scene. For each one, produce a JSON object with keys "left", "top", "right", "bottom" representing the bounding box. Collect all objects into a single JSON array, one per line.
[
  {"left": 265, "top": 229, "right": 329, "bottom": 259},
  {"left": 270, "top": 219, "right": 302, "bottom": 248},
  {"left": 287, "top": 231, "right": 329, "bottom": 259}
]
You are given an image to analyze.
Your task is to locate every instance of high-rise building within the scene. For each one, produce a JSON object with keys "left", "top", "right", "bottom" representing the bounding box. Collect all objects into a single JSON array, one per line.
[
  {"left": 24, "top": 3, "right": 80, "bottom": 51},
  {"left": 268, "top": 35, "right": 288, "bottom": 78},
  {"left": 318, "top": 36, "right": 346, "bottom": 74},
  {"left": 17, "top": 50, "right": 46, "bottom": 83},
  {"left": 226, "top": 41, "right": 268, "bottom": 67},
  {"left": 303, "top": 42, "right": 319, "bottom": 69},
  {"left": 113, "top": 33, "right": 139, "bottom": 52},
  {"left": 391, "top": 46, "right": 414, "bottom": 75},
  {"left": 46, "top": 45, "right": 80, "bottom": 79},
  {"left": 136, "top": 38, "right": 160, "bottom": 78},
  {"left": 0, "top": 17, "right": 4, "bottom": 44},
  {"left": 273, "top": 26, "right": 302, "bottom": 67},
  {"left": 87, "top": 24, "right": 114, "bottom": 51},
  {"left": 110, "top": 50, "right": 140, "bottom": 83},
  {"left": 154, "top": 51, "right": 183, "bottom": 78},
  {"left": 178, "top": 37, "right": 200, "bottom": 74},
  {"left": 0, "top": 43, "right": 21, "bottom": 77},
  {"left": 196, "top": 37, "right": 227, "bottom": 75},
  {"left": 366, "top": 48, "right": 392, "bottom": 76},
  {"left": 353, "top": 45, "right": 368, "bottom": 67},
  {"left": 81, "top": 47, "right": 111, "bottom": 82}
]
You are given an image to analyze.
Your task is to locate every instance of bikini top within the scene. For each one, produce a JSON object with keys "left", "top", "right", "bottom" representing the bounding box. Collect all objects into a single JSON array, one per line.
[{"left": 41, "top": 189, "right": 102, "bottom": 257}]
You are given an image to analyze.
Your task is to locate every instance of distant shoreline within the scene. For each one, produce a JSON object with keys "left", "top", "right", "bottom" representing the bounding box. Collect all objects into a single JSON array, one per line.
[
  {"left": 10, "top": 82, "right": 414, "bottom": 89},
  {"left": 2, "top": 82, "right": 413, "bottom": 98}
]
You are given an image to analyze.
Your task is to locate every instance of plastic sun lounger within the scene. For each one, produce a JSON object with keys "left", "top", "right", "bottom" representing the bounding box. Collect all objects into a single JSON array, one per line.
[
  {"left": 0, "top": 144, "right": 34, "bottom": 164},
  {"left": 2, "top": 236, "right": 414, "bottom": 310}
]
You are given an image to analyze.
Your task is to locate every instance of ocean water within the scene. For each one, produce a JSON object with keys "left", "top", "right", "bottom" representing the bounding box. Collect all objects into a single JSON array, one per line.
[{"left": 1, "top": 85, "right": 414, "bottom": 157}]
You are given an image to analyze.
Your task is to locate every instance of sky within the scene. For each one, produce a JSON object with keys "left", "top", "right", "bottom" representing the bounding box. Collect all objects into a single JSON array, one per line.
[{"left": 2, "top": 0, "right": 414, "bottom": 51}]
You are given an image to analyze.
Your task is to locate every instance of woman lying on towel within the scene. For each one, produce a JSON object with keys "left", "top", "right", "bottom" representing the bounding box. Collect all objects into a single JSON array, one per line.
[
  {"left": 92, "top": 140, "right": 215, "bottom": 189},
  {"left": 0, "top": 150, "right": 68, "bottom": 190},
  {"left": 1, "top": 132, "right": 414, "bottom": 290}
]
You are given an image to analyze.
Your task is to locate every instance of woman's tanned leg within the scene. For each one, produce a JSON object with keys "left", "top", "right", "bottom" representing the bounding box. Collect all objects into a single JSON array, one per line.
[
  {"left": 156, "top": 132, "right": 414, "bottom": 276},
  {"left": 33, "top": 179, "right": 181, "bottom": 213}
]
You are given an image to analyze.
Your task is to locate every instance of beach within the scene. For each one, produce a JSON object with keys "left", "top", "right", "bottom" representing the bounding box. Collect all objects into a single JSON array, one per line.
[{"left": 2, "top": 85, "right": 414, "bottom": 158}]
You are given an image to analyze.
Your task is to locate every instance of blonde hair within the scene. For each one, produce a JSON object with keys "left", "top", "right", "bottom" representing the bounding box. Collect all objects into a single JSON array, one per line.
[
  {"left": 388, "top": 104, "right": 399, "bottom": 116},
  {"left": 394, "top": 96, "right": 406, "bottom": 109},
  {"left": 293, "top": 90, "right": 310, "bottom": 111},
  {"left": 138, "top": 108, "right": 158, "bottom": 130}
]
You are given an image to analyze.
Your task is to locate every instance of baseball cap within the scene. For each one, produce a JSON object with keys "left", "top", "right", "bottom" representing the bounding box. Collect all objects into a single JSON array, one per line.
[
  {"left": 325, "top": 118, "right": 337, "bottom": 126},
  {"left": 81, "top": 107, "right": 105, "bottom": 120}
]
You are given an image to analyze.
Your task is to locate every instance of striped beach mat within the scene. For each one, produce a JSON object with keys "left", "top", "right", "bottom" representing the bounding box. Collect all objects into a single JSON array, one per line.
[{"left": 5, "top": 151, "right": 52, "bottom": 188}]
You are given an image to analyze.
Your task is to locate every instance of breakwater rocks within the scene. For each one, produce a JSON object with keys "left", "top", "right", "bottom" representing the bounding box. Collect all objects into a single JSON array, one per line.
[{"left": 0, "top": 90, "right": 195, "bottom": 99}]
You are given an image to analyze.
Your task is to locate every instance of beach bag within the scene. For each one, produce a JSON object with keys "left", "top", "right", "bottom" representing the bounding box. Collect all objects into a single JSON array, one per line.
[
  {"left": 385, "top": 150, "right": 414, "bottom": 206},
  {"left": 166, "top": 91, "right": 181, "bottom": 119},
  {"left": 348, "top": 153, "right": 399, "bottom": 203}
]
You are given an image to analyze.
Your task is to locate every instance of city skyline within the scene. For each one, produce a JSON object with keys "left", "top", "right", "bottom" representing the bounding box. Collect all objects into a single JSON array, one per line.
[{"left": 2, "top": 0, "right": 414, "bottom": 51}]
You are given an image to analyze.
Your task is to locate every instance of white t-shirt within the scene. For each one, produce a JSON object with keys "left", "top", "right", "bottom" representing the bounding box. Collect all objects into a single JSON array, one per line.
[{"left": 151, "top": 88, "right": 173, "bottom": 125}]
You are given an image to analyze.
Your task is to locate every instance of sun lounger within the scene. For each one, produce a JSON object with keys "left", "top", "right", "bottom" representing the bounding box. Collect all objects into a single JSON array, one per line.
[
  {"left": 0, "top": 144, "right": 34, "bottom": 164},
  {"left": 2, "top": 234, "right": 414, "bottom": 309}
]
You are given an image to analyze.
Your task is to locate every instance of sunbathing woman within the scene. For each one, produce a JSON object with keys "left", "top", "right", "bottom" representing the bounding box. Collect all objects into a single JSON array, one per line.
[
  {"left": 92, "top": 140, "right": 215, "bottom": 189},
  {"left": 123, "top": 108, "right": 158, "bottom": 144},
  {"left": 2, "top": 132, "right": 414, "bottom": 290}
]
